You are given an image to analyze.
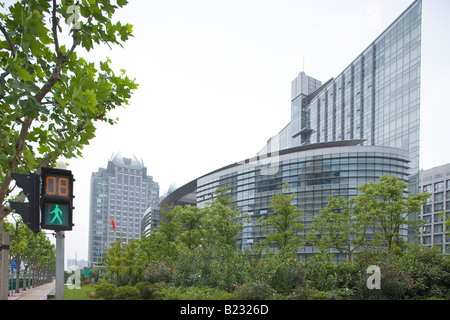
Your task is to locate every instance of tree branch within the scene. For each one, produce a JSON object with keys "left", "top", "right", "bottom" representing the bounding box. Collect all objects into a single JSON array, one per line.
[
  {"left": 51, "top": 0, "right": 61, "bottom": 57},
  {"left": 0, "top": 116, "right": 33, "bottom": 208},
  {"left": 34, "top": 31, "right": 80, "bottom": 103},
  {"left": 0, "top": 23, "right": 15, "bottom": 100},
  {"left": 0, "top": 71, "right": 10, "bottom": 100},
  {"left": 0, "top": 23, "right": 16, "bottom": 57},
  {"left": 65, "top": 32, "right": 80, "bottom": 61}
]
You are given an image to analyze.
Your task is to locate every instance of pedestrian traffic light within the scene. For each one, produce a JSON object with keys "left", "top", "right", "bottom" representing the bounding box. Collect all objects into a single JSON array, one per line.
[
  {"left": 10, "top": 172, "right": 41, "bottom": 233},
  {"left": 40, "top": 167, "right": 74, "bottom": 231}
]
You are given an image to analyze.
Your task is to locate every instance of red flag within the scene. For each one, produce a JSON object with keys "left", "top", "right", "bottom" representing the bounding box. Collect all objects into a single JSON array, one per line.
[{"left": 111, "top": 217, "right": 116, "bottom": 232}]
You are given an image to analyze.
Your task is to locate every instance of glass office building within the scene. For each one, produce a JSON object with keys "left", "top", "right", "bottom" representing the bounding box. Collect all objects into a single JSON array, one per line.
[
  {"left": 160, "top": 141, "right": 410, "bottom": 260},
  {"left": 259, "top": 0, "right": 422, "bottom": 195},
  {"left": 419, "top": 164, "right": 450, "bottom": 254},
  {"left": 88, "top": 153, "right": 159, "bottom": 267}
]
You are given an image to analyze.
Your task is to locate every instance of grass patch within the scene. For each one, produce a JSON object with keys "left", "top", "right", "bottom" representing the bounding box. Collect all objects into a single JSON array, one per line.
[{"left": 63, "top": 284, "right": 100, "bottom": 300}]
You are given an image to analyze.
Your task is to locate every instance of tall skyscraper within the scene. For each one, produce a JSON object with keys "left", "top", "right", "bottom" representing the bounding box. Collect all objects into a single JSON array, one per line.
[
  {"left": 88, "top": 153, "right": 159, "bottom": 267},
  {"left": 260, "top": 0, "right": 422, "bottom": 195}
]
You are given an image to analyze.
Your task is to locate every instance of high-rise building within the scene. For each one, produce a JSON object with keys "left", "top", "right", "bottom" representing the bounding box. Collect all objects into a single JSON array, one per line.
[
  {"left": 88, "top": 153, "right": 159, "bottom": 267},
  {"left": 419, "top": 164, "right": 450, "bottom": 254},
  {"left": 260, "top": 0, "right": 422, "bottom": 195}
]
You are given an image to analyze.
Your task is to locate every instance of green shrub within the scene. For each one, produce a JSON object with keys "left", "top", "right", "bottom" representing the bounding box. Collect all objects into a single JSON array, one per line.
[
  {"left": 115, "top": 285, "right": 140, "bottom": 300},
  {"left": 135, "top": 282, "right": 158, "bottom": 300},
  {"left": 398, "top": 246, "right": 450, "bottom": 300},
  {"left": 356, "top": 248, "right": 413, "bottom": 300},
  {"left": 236, "top": 280, "right": 274, "bottom": 300},
  {"left": 271, "top": 262, "right": 304, "bottom": 294},
  {"left": 326, "top": 288, "right": 355, "bottom": 300},
  {"left": 311, "top": 290, "right": 328, "bottom": 300},
  {"left": 156, "top": 285, "right": 238, "bottom": 300},
  {"left": 334, "top": 260, "right": 360, "bottom": 290},
  {"left": 95, "top": 280, "right": 117, "bottom": 300},
  {"left": 144, "top": 263, "right": 173, "bottom": 284},
  {"left": 303, "top": 253, "right": 338, "bottom": 292}
]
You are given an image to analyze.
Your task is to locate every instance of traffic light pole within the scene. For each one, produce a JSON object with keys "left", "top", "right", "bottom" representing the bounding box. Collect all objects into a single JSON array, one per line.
[
  {"left": 55, "top": 231, "right": 64, "bottom": 300},
  {"left": 0, "top": 232, "right": 10, "bottom": 300},
  {"left": 4, "top": 163, "right": 74, "bottom": 301}
]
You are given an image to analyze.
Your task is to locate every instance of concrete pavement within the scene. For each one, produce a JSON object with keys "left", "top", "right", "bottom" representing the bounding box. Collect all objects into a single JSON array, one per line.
[{"left": 8, "top": 281, "right": 55, "bottom": 300}]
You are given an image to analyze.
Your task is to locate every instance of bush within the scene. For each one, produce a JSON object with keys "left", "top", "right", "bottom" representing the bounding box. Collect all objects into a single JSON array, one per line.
[
  {"left": 155, "top": 285, "right": 238, "bottom": 300},
  {"left": 171, "top": 245, "right": 249, "bottom": 291},
  {"left": 290, "top": 285, "right": 313, "bottom": 300},
  {"left": 236, "top": 280, "right": 274, "bottom": 300},
  {"left": 271, "top": 261, "right": 304, "bottom": 294},
  {"left": 311, "top": 290, "right": 328, "bottom": 300},
  {"left": 135, "top": 282, "right": 157, "bottom": 300},
  {"left": 303, "top": 253, "right": 338, "bottom": 292},
  {"left": 115, "top": 285, "right": 141, "bottom": 300},
  {"left": 398, "top": 245, "right": 450, "bottom": 300},
  {"left": 334, "top": 261, "right": 360, "bottom": 290},
  {"left": 355, "top": 248, "right": 413, "bottom": 300},
  {"left": 95, "top": 280, "right": 117, "bottom": 300},
  {"left": 144, "top": 263, "right": 173, "bottom": 284}
]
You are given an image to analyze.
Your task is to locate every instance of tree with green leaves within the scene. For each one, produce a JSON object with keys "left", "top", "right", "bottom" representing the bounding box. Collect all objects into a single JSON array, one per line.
[
  {"left": 103, "top": 237, "right": 125, "bottom": 285},
  {"left": 259, "top": 183, "right": 304, "bottom": 258},
  {"left": 307, "top": 195, "right": 364, "bottom": 262},
  {"left": 3, "top": 216, "right": 55, "bottom": 290},
  {"left": 0, "top": 0, "right": 137, "bottom": 228},
  {"left": 155, "top": 205, "right": 182, "bottom": 262},
  {"left": 21, "top": 228, "right": 55, "bottom": 286},
  {"left": 3, "top": 216, "right": 28, "bottom": 292},
  {"left": 308, "top": 176, "right": 429, "bottom": 260},
  {"left": 121, "top": 238, "right": 140, "bottom": 285},
  {"left": 175, "top": 205, "right": 205, "bottom": 251},
  {"left": 353, "top": 175, "right": 429, "bottom": 252},
  {"left": 204, "top": 187, "right": 244, "bottom": 248}
]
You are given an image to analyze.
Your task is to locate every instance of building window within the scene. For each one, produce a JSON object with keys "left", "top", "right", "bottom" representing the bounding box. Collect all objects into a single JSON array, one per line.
[
  {"left": 434, "top": 234, "right": 443, "bottom": 243},
  {"left": 435, "top": 192, "right": 444, "bottom": 202},
  {"left": 435, "top": 181, "right": 444, "bottom": 192}
]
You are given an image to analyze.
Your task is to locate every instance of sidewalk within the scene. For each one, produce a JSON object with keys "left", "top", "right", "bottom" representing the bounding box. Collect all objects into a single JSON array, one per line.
[{"left": 8, "top": 281, "right": 55, "bottom": 300}]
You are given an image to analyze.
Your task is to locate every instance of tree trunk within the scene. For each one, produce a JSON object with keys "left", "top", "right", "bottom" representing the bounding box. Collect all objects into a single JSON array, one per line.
[
  {"left": 32, "top": 270, "right": 36, "bottom": 288},
  {"left": 23, "top": 265, "right": 29, "bottom": 290},
  {"left": 15, "top": 259, "right": 21, "bottom": 293}
]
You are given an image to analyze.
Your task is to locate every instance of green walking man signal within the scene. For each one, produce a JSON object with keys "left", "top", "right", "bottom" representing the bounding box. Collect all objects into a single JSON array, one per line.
[
  {"left": 42, "top": 202, "right": 71, "bottom": 229},
  {"left": 50, "top": 205, "right": 63, "bottom": 224}
]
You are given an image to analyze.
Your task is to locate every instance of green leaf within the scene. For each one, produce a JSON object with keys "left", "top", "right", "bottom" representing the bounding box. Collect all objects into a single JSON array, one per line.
[
  {"left": 19, "top": 98, "right": 40, "bottom": 116},
  {"left": 10, "top": 61, "right": 34, "bottom": 81}
]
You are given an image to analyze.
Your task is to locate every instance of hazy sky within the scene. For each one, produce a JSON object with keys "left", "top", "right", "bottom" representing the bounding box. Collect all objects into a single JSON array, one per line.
[{"left": 7, "top": 0, "right": 450, "bottom": 263}]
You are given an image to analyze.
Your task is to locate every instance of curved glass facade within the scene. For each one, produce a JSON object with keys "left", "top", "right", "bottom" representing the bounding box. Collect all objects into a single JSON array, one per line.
[{"left": 195, "top": 143, "right": 409, "bottom": 259}]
